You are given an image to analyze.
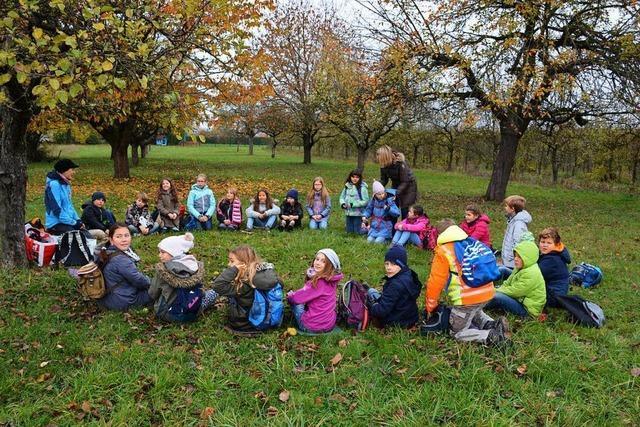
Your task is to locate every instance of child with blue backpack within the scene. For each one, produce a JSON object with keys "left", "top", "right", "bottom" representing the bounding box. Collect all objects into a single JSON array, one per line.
[
  {"left": 362, "top": 180, "right": 400, "bottom": 243},
  {"left": 287, "top": 249, "right": 343, "bottom": 333},
  {"left": 211, "top": 245, "right": 281, "bottom": 336},
  {"left": 339, "top": 169, "right": 369, "bottom": 233},
  {"left": 149, "top": 233, "right": 218, "bottom": 323}
]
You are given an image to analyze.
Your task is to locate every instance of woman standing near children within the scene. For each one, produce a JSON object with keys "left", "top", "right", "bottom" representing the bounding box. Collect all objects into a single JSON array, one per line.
[
  {"left": 287, "top": 249, "right": 343, "bottom": 333},
  {"left": 246, "top": 189, "right": 281, "bottom": 231},
  {"left": 97, "top": 223, "right": 152, "bottom": 311},
  {"left": 211, "top": 245, "right": 281, "bottom": 336},
  {"left": 391, "top": 205, "right": 430, "bottom": 248},
  {"left": 459, "top": 204, "right": 492, "bottom": 248},
  {"left": 306, "top": 177, "right": 331, "bottom": 230},
  {"left": 149, "top": 233, "right": 218, "bottom": 322},
  {"left": 339, "top": 170, "right": 369, "bottom": 234},
  {"left": 156, "top": 178, "right": 181, "bottom": 232},
  {"left": 376, "top": 145, "right": 418, "bottom": 220},
  {"left": 537, "top": 227, "right": 571, "bottom": 308},
  {"left": 279, "top": 189, "right": 304, "bottom": 230},
  {"left": 216, "top": 188, "right": 242, "bottom": 231},
  {"left": 186, "top": 174, "right": 216, "bottom": 231},
  {"left": 125, "top": 192, "right": 158, "bottom": 236},
  {"left": 362, "top": 180, "right": 400, "bottom": 244}
]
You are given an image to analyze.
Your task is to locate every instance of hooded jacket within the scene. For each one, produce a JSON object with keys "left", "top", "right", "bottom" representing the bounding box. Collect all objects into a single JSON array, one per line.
[
  {"left": 81, "top": 201, "right": 115, "bottom": 231},
  {"left": 501, "top": 210, "right": 532, "bottom": 268},
  {"left": 149, "top": 256, "right": 205, "bottom": 322},
  {"left": 363, "top": 194, "right": 400, "bottom": 239},
  {"left": 395, "top": 214, "right": 431, "bottom": 245},
  {"left": 211, "top": 263, "right": 280, "bottom": 332},
  {"left": 339, "top": 182, "right": 369, "bottom": 217},
  {"left": 538, "top": 244, "right": 571, "bottom": 307},
  {"left": 287, "top": 272, "right": 343, "bottom": 332},
  {"left": 216, "top": 197, "right": 242, "bottom": 226},
  {"left": 459, "top": 214, "right": 492, "bottom": 248},
  {"left": 44, "top": 171, "right": 80, "bottom": 229},
  {"left": 425, "top": 226, "right": 496, "bottom": 313},
  {"left": 370, "top": 267, "right": 422, "bottom": 328},
  {"left": 98, "top": 246, "right": 151, "bottom": 311},
  {"left": 187, "top": 184, "right": 216, "bottom": 218},
  {"left": 379, "top": 153, "right": 418, "bottom": 209},
  {"left": 497, "top": 240, "right": 546, "bottom": 316}
]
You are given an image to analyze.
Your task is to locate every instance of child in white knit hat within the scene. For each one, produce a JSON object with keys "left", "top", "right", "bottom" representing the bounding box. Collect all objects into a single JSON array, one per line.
[
  {"left": 148, "top": 232, "right": 218, "bottom": 322},
  {"left": 361, "top": 180, "right": 400, "bottom": 243}
]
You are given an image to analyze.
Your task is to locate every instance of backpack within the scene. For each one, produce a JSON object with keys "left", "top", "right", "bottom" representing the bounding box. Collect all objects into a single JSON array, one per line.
[
  {"left": 55, "top": 230, "right": 94, "bottom": 267},
  {"left": 248, "top": 283, "right": 284, "bottom": 330},
  {"left": 556, "top": 294, "right": 605, "bottom": 328},
  {"left": 422, "top": 224, "right": 439, "bottom": 251},
  {"left": 164, "top": 286, "right": 204, "bottom": 323},
  {"left": 419, "top": 306, "right": 451, "bottom": 335},
  {"left": 338, "top": 279, "right": 370, "bottom": 331},
  {"left": 451, "top": 238, "right": 500, "bottom": 287},
  {"left": 569, "top": 263, "right": 603, "bottom": 288},
  {"left": 76, "top": 250, "right": 123, "bottom": 299}
]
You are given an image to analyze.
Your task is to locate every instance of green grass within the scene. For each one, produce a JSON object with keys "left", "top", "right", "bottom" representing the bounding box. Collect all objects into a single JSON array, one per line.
[{"left": 2, "top": 144, "right": 639, "bottom": 425}]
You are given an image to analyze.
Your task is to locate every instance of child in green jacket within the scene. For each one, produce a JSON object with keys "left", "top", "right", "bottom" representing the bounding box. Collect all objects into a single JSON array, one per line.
[{"left": 339, "top": 170, "right": 369, "bottom": 234}]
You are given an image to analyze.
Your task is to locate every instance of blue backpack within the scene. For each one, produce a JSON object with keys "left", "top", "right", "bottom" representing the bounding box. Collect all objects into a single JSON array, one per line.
[
  {"left": 452, "top": 238, "right": 500, "bottom": 287},
  {"left": 569, "top": 263, "right": 603, "bottom": 288},
  {"left": 166, "top": 286, "right": 203, "bottom": 323},
  {"left": 248, "top": 283, "right": 284, "bottom": 330}
]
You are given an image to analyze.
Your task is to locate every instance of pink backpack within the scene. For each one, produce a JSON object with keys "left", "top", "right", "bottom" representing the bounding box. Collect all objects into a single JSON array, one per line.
[
  {"left": 423, "top": 225, "right": 439, "bottom": 251},
  {"left": 338, "top": 279, "right": 370, "bottom": 332}
]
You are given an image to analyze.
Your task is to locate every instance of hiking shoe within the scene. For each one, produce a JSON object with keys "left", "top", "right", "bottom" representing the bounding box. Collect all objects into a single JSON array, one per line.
[{"left": 486, "top": 328, "right": 506, "bottom": 346}]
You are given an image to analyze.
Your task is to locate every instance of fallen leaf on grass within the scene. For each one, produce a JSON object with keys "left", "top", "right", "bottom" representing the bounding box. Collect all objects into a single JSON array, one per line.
[
  {"left": 546, "top": 389, "right": 564, "bottom": 398},
  {"left": 278, "top": 390, "right": 290, "bottom": 402},
  {"left": 314, "top": 397, "right": 323, "bottom": 406},
  {"left": 200, "top": 407, "right": 215, "bottom": 419},
  {"left": 81, "top": 401, "right": 92, "bottom": 413},
  {"left": 266, "top": 406, "right": 278, "bottom": 417},
  {"left": 329, "top": 393, "right": 348, "bottom": 404},
  {"left": 39, "top": 360, "right": 50, "bottom": 368},
  {"left": 338, "top": 339, "right": 348, "bottom": 347},
  {"left": 330, "top": 353, "right": 343, "bottom": 366},
  {"left": 254, "top": 391, "right": 268, "bottom": 402},
  {"left": 631, "top": 367, "right": 640, "bottom": 377},
  {"left": 36, "top": 373, "right": 52, "bottom": 383},
  {"left": 396, "top": 368, "right": 408, "bottom": 375},
  {"left": 515, "top": 364, "right": 527, "bottom": 377}
]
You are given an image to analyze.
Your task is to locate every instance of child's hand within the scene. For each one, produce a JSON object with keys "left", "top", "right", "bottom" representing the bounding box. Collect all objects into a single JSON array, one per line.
[
  {"left": 397, "top": 224, "right": 403, "bottom": 231},
  {"left": 341, "top": 203, "right": 347, "bottom": 209}
]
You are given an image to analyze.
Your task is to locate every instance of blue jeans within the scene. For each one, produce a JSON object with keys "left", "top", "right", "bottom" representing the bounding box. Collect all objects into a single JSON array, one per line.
[
  {"left": 309, "top": 218, "right": 328, "bottom": 230},
  {"left": 185, "top": 215, "right": 213, "bottom": 231},
  {"left": 247, "top": 215, "right": 276, "bottom": 230},
  {"left": 367, "top": 235, "right": 387, "bottom": 244},
  {"left": 391, "top": 231, "right": 422, "bottom": 247},
  {"left": 485, "top": 292, "right": 529, "bottom": 317},
  {"left": 345, "top": 216, "right": 361, "bottom": 233},
  {"left": 291, "top": 303, "right": 309, "bottom": 332}
]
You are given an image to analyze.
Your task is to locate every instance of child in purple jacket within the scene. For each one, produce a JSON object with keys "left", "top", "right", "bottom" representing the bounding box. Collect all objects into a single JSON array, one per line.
[{"left": 287, "top": 249, "right": 343, "bottom": 333}]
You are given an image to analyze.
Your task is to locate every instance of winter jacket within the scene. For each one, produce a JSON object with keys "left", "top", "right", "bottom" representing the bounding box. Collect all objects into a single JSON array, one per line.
[
  {"left": 425, "top": 226, "right": 496, "bottom": 313},
  {"left": 501, "top": 210, "right": 532, "bottom": 268},
  {"left": 370, "top": 267, "right": 422, "bottom": 328},
  {"left": 339, "top": 182, "right": 369, "bottom": 216},
  {"left": 148, "top": 256, "right": 205, "bottom": 322},
  {"left": 216, "top": 198, "right": 242, "bottom": 226},
  {"left": 81, "top": 201, "right": 116, "bottom": 231},
  {"left": 187, "top": 184, "right": 216, "bottom": 219},
  {"left": 156, "top": 191, "right": 180, "bottom": 228},
  {"left": 379, "top": 155, "right": 418, "bottom": 209},
  {"left": 287, "top": 272, "right": 343, "bottom": 332},
  {"left": 246, "top": 201, "right": 281, "bottom": 219},
  {"left": 44, "top": 171, "right": 81, "bottom": 230},
  {"left": 125, "top": 203, "right": 151, "bottom": 228},
  {"left": 538, "top": 244, "right": 571, "bottom": 308},
  {"left": 98, "top": 246, "right": 151, "bottom": 311},
  {"left": 211, "top": 263, "right": 280, "bottom": 332},
  {"left": 363, "top": 195, "right": 400, "bottom": 240},
  {"left": 459, "top": 214, "right": 492, "bottom": 248},
  {"left": 280, "top": 202, "right": 304, "bottom": 227},
  {"left": 306, "top": 192, "right": 332, "bottom": 219},
  {"left": 395, "top": 215, "right": 430, "bottom": 245},
  {"left": 497, "top": 240, "right": 546, "bottom": 316}
]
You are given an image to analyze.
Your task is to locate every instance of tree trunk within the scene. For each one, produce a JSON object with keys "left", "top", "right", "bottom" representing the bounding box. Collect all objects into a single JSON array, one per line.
[
  {"left": 303, "top": 133, "right": 313, "bottom": 164},
  {"left": 0, "top": 104, "right": 31, "bottom": 268},
  {"left": 271, "top": 139, "right": 277, "bottom": 158},
  {"left": 446, "top": 143, "right": 454, "bottom": 171},
  {"left": 131, "top": 143, "right": 140, "bottom": 166},
  {"left": 412, "top": 144, "right": 418, "bottom": 168},
  {"left": 248, "top": 137, "right": 254, "bottom": 155},
  {"left": 551, "top": 146, "right": 559, "bottom": 184},
  {"left": 100, "top": 120, "right": 134, "bottom": 179},
  {"left": 485, "top": 120, "right": 524, "bottom": 201},
  {"left": 141, "top": 143, "right": 149, "bottom": 158},
  {"left": 356, "top": 146, "right": 367, "bottom": 171}
]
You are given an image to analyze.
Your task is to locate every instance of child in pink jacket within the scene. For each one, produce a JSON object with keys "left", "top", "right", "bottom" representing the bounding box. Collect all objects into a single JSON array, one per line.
[
  {"left": 459, "top": 203, "right": 492, "bottom": 248},
  {"left": 287, "top": 249, "right": 343, "bottom": 333},
  {"left": 391, "top": 205, "right": 430, "bottom": 248}
]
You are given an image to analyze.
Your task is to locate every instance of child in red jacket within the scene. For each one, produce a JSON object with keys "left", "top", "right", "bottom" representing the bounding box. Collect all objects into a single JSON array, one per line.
[{"left": 459, "top": 204, "right": 492, "bottom": 248}]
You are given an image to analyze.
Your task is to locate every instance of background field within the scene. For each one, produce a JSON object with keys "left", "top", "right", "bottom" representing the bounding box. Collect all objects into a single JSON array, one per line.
[{"left": 2, "top": 144, "right": 639, "bottom": 425}]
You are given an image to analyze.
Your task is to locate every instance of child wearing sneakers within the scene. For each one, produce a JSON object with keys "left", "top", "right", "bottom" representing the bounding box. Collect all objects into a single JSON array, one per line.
[
  {"left": 362, "top": 180, "right": 400, "bottom": 244},
  {"left": 391, "top": 205, "right": 430, "bottom": 248}
]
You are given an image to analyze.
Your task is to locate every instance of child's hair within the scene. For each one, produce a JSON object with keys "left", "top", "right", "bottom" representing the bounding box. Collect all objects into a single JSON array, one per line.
[
  {"left": 310, "top": 252, "right": 336, "bottom": 288},
  {"left": 504, "top": 195, "right": 526, "bottom": 213},
  {"left": 253, "top": 189, "right": 273, "bottom": 211},
  {"left": 538, "top": 227, "right": 561, "bottom": 244},
  {"left": 136, "top": 191, "right": 149, "bottom": 204},
  {"left": 196, "top": 173, "right": 207, "bottom": 181},
  {"left": 108, "top": 222, "right": 130, "bottom": 238},
  {"left": 376, "top": 145, "right": 395, "bottom": 168},
  {"left": 157, "top": 178, "right": 178, "bottom": 204},
  {"left": 229, "top": 245, "right": 263, "bottom": 291},
  {"left": 226, "top": 188, "right": 238, "bottom": 200},
  {"left": 410, "top": 205, "right": 424, "bottom": 217},
  {"left": 465, "top": 203, "right": 482, "bottom": 216},
  {"left": 345, "top": 169, "right": 363, "bottom": 187},
  {"left": 436, "top": 218, "right": 456, "bottom": 234},
  {"left": 307, "top": 177, "right": 330, "bottom": 206}
]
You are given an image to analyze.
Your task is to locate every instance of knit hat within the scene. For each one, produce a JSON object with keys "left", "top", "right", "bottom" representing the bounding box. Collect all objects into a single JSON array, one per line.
[
  {"left": 385, "top": 245, "right": 408, "bottom": 268},
  {"left": 158, "top": 233, "right": 195, "bottom": 257},
  {"left": 54, "top": 159, "right": 79, "bottom": 173},
  {"left": 372, "top": 180, "right": 385, "bottom": 195},
  {"left": 318, "top": 248, "right": 341, "bottom": 271},
  {"left": 286, "top": 188, "right": 299, "bottom": 201},
  {"left": 91, "top": 191, "right": 106, "bottom": 202}
]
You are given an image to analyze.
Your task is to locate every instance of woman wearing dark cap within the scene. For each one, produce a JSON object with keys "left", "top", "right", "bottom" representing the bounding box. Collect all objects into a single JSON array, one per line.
[
  {"left": 376, "top": 145, "right": 418, "bottom": 220},
  {"left": 44, "top": 159, "right": 84, "bottom": 234}
]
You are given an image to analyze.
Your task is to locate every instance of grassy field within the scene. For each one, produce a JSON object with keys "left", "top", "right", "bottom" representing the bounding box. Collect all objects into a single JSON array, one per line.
[{"left": 2, "top": 144, "right": 639, "bottom": 425}]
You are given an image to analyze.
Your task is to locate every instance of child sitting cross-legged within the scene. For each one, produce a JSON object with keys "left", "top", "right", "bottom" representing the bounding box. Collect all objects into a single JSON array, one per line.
[
  {"left": 366, "top": 246, "right": 422, "bottom": 328},
  {"left": 391, "top": 204, "right": 430, "bottom": 249},
  {"left": 125, "top": 192, "right": 158, "bottom": 236},
  {"left": 81, "top": 191, "right": 116, "bottom": 246},
  {"left": 246, "top": 189, "right": 280, "bottom": 231},
  {"left": 216, "top": 187, "right": 242, "bottom": 231},
  {"left": 279, "top": 189, "right": 304, "bottom": 231},
  {"left": 287, "top": 249, "right": 343, "bottom": 333}
]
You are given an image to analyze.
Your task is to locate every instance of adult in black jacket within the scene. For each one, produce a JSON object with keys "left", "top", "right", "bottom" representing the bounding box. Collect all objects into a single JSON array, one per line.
[{"left": 376, "top": 145, "right": 418, "bottom": 219}]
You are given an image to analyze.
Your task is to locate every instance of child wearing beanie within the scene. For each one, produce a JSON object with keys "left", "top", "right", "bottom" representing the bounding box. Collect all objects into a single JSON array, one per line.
[
  {"left": 366, "top": 246, "right": 422, "bottom": 328},
  {"left": 362, "top": 181, "right": 400, "bottom": 244},
  {"left": 148, "top": 233, "right": 218, "bottom": 323},
  {"left": 287, "top": 249, "right": 344, "bottom": 333},
  {"left": 279, "top": 188, "right": 304, "bottom": 231}
]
